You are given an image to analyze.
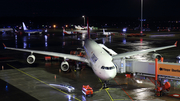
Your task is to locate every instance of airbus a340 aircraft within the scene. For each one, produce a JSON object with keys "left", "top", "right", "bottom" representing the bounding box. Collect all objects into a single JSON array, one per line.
[
  {"left": 22, "top": 22, "right": 43, "bottom": 34},
  {"left": 3, "top": 40, "right": 177, "bottom": 88}
]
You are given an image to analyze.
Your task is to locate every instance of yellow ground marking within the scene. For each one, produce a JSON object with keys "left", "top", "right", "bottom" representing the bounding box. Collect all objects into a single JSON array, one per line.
[
  {"left": 7, "top": 63, "right": 81, "bottom": 101},
  {"left": 98, "top": 78, "right": 114, "bottom": 101},
  {"left": 105, "top": 88, "right": 114, "bottom": 101},
  {"left": 114, "top": 99, "right": 130, "bottom": 100}
]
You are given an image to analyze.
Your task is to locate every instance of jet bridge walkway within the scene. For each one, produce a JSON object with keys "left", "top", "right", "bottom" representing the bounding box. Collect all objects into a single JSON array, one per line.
[
  {"left": 125, "top": 59, "right": 180, "bottom": 80},
  {"left": 124, "top": 58, "right": 180, "bottom": 97}
]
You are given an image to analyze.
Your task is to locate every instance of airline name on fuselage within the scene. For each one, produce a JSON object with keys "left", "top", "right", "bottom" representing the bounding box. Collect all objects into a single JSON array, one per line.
[{"left": 91, "top": 54, "right": 98, "bottom": 63}]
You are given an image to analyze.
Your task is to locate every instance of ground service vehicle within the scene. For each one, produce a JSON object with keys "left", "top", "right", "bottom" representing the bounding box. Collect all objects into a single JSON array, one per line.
[
  {"left": 49, "top": 84, "right": 75, "bottom": 93},
  {"left": 82, "top": 85, "right": 93, "bottom": 97}
]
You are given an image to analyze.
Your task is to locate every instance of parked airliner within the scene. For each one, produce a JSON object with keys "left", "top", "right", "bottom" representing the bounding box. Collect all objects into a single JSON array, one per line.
[
  {"left": 0, "top": 28, "right": 13, "bottom": 32},
  {"left": 75, "top": 25, "right": 84, "bottom": 30},
  {"left": 63, "top": 27, "right": 76, "bottom": 35},
  {"left": 102, "top": 29, "right": 112, "bottom": 36},
  {"left": 75, "top": 25, "right": 94, "bottom": 30},
  {"left": 84, "top": 26, "right": 94, "bottom": 30},
  {"left": 22, "top": 22, "right": 43, "bottom": 34},
  {"left": 3, "top": 40, "right": 177, "bottom": 88}
]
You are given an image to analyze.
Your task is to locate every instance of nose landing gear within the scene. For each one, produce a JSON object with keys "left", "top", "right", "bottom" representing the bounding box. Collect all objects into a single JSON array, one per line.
[{"left": 103, "top": 81, "right": 109, "bottom": 89}]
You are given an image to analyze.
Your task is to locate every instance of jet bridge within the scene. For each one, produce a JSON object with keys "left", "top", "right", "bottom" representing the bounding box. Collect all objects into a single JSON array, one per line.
[
  {"left": 113, "top": 58, "right": 126, "bottom": 73},
  {"left": 125, "top": 59, "right": 180, "bottom": 80},
  {"left": 124, "top": 58, "right": 180, "bottom": 97},
  {"left": 113, "top": 56, "right": 180, "bottom": 79}
]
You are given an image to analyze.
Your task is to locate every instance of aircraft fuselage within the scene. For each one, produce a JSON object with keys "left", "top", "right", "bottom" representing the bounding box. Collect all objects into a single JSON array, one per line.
[{"left": 84, "top": 39, "right": 117, "bottom": 80}]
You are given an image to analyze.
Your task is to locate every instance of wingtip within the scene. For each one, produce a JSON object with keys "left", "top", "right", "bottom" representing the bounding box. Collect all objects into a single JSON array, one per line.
[{"left": 175, "top": 41, "right": 178, "bottom": 47}]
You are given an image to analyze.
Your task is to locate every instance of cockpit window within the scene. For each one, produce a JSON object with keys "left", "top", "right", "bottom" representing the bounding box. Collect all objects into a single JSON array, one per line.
[{"left": 101, "top": 66, "right": 115, "bottom": 70}]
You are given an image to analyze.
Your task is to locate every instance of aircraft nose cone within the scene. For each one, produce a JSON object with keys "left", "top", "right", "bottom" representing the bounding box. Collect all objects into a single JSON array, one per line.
[{"left": 108, "top": 70, "right": 117, "bottom": 79}]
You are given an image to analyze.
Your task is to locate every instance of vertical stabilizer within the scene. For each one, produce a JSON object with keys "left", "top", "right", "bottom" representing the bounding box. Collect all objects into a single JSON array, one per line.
[
  {"left": 103, "top": 29, "right": 105, "bottom": 33},
  {"left": 62, "top": 27, "right": 65, "bottom": 32},
  {"left": 22, "top": 22, "right": 28, "bottom": 30},
  {"left": 75, "top": 25, "right": 77, "bottom": 29},
  {"left": 103, "top": 29, "right": 106, "bottom": 35},
  {"left": 87, "top": 17, "right": 90, "bottom": 39}
]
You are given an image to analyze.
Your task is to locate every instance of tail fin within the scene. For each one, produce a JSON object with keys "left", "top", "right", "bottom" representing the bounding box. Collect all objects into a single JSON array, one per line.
[
  {"left": 22, "top": 22, "right": 28, "bottom": 30},
  {"left": 175, "top": 41, "right": 178, "bottom": 47},
  {"left": 87, "top": 17, "right": 90, "bottom": 39},
  {"left": 103, "top": 29, "right": 105, "bottom": 33},
  {"left": 62, "top": 27, "right": 65, "bottom": 32},
  {"left": 75, "top": 25, "right": 77, "bottom": 29},
  {"left": 2, "top": 43, "right": 6, "bottom": 49}
]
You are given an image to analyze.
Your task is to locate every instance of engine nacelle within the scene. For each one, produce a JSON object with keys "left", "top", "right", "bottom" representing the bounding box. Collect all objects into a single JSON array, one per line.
[
  {"left": 27, "top": 55, "right": 36, "bottom": 64},
  {"left": 152, "top": 53, "right": 162, "bottom": 60},
  {"left": 61, "top": 61, "right": 70, "bottom": 72}
]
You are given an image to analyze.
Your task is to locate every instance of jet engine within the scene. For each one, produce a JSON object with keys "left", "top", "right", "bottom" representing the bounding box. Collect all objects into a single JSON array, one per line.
[
  {"left": 61, "top": 61, "right": 70, "bottom": 72},
  {"left": 27, "top": 55, "right": 36, "bottom": 64},
  {"left": 152, "top": 53, "right": 162, "bottom": 60}
]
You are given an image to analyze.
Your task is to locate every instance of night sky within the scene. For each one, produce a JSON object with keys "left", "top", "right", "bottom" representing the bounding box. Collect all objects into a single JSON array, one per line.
[{"left": 0, "top": 0, "right": 180, "bottom": 18}]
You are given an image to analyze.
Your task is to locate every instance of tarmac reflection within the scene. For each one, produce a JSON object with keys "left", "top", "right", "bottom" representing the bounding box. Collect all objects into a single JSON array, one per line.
[
  {"left": 23, "top": 36, "right": 27, "bottom": 48},
  {"left": 44, "top": 35, "right": 48, "bottom": 48},
  {"left": 15, "top": 35, "right": 17, "bottom": 48}
]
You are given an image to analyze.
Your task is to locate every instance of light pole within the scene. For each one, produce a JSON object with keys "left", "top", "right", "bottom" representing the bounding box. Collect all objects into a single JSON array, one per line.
[
  {"left": 140, "top": 0, "right": 143, "bottom": 34},
  {"left": 82, "top": 15, "right": 85, "bottom": 26}
]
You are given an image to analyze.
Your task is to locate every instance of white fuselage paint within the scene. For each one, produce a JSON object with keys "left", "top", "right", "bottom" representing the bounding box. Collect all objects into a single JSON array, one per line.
[
  {"left": 0, "top": 28, "right": 13, "bottom": 32},
  {"left": 22, "top": 22, "right": 42, "bottom": 34},
  {"left": 63, "top": 29, "right": 74, "bottom": 35},
  {"left": 103, "top": 29, "right": 111, "bottom": 36},
  {"left": 84, "top": 39, "right": 117, "bottom": 80},
  {"left": 75, "top": 25, "right": 84, "bottom": 30}
]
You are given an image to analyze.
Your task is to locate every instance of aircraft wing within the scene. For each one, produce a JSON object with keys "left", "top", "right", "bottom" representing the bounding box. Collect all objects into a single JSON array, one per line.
[
  {"left": 3, "top": 44, "right": 89, "bottom": 63},
  {"left": 112, "top": 41, "right": 177, "bottom": 59}
]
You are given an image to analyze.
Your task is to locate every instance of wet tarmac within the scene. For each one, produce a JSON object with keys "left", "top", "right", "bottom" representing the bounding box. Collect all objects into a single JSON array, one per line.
[{"left": 0, "top": 30, "right": 180, "bottom": 101}]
